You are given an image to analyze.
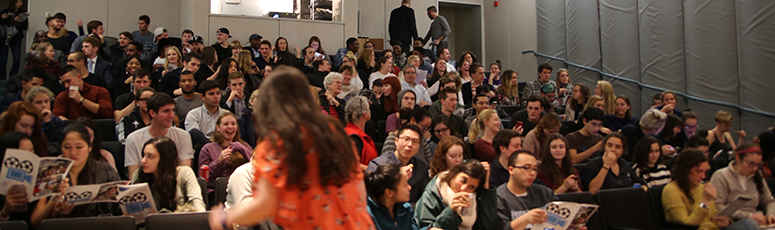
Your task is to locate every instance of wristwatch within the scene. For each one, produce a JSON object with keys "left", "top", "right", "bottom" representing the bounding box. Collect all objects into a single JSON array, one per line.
[
  {"left": 80, "top": 98, "right": 86, "bottom": 104},
  {"left": 699, "top": 203, "right": 708, "bottom": 210}
]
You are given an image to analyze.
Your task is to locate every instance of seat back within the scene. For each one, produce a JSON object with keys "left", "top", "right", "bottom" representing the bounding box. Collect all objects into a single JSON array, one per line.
[
  {"left": 596, "top": 187, "right": 659, "bottom": 230},
  {"left": 93, "top": 118, "right": 118, "bottom": 142},
  {"left": 197, "top": 177, "right": 209, "bottom": 209},
  {"left": 364, "top": 120, "right": 378, "bottom": 142},
  {"left": 145, "top": 212, "right": 210, "bottom": 230},
  {"left": 0, "top": 221, "right": 27, "bottom": 230},
  {"left": 215, "top": 176, "right": 230, "bottom": 206},
  {"left": 709, "top": 158, "right": 729, "bottom": 177},
  {"left": 556, "top": 192, "right": 602, "bottom": 230},
  {"left": 39, "top": 216, "right": 135, "bottom": 230},
  {"left": 649, "top": 184, "right": 668, "bottom": 227},
  {"left": 573, "top": 164, "right": 587, "bottom": 190},
  {"left": 101, "top": 141, "right": 127, "bottom": 180},
  {"left": 377, "top": 120, "right": 387, "bottom": 142}
]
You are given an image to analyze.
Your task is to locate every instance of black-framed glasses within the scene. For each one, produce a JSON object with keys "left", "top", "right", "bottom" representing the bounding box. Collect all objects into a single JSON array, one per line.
[
  {"left": 434, "top": 127, "right": 449, "bottom": 134},
  {"left": 398, "top": 136, "right": 420, "bottom": 145},
  {"left": 510, "top": 165, "right": 539, "bottom": 173}
]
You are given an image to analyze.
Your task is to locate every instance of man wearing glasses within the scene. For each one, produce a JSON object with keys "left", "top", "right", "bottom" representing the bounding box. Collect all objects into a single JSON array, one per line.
[
  {"left": 368, "top": 124, "right": 431, "bottom": 203},
  {"left": 496, "top": 150, "right": 555, "bottom": 230}
]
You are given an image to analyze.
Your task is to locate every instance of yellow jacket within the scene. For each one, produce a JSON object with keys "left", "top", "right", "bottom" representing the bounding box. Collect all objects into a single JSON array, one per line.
[{"left": 662, "top": 181, "right": 719, "bottom": 230}]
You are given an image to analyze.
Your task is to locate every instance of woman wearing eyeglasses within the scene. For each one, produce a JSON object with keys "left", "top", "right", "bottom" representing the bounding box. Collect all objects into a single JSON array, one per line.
[
  {"left": 415, "top": 160, "right": 498, "bottom": 230},
  {"left": 583, "top": 132, "right": 644, "bottom": 195},
  {"left": 710, "top": 143, "right": 775, "bottom": 227},
  {"left": 428, "top": 115, "right": 459, "bottom": 155}
]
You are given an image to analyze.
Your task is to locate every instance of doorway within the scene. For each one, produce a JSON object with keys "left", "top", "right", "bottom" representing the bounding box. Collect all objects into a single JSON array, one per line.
[{"left": 438, "top": 1, "right": 483, "bottom": 65}]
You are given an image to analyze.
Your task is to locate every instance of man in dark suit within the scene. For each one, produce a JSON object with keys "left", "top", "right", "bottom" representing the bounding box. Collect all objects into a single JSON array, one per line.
[
  {"left": 82, "top": 36, "right": 114, "bottom": 85},
  {"left": 388, "top": 0, "right": 418, "bottom": 56}
]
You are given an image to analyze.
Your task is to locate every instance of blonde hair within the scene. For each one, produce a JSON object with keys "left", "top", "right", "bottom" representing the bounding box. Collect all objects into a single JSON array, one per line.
[
  {"left": 230, "top": 40, "right": 242, "bottom": 48},
  {"left": 163, "top": 46, "right": 183, "bottom": 71},
  {"left": 445, "top": 71, "right": 463, "bottom": 91},
  {"left": 596, "top": 80, "right": 616, "bottom": 114},
  {"left": 556, "top": 68, "right": 570, "bottom": 83},
  {"left": 582, "top": 95, "right": 603, "bottom": 114},
  {"left": 357, "top": 48, "right": 375, "bottom": 68},
  {"left": 406, "top": 55, "right": 421, "bottom": 69},
  {"left": 345, "top": 51, "right": 357, "bottom": 66},
  {"left": 468, "top": 109, "right": 498, "bottom": 142},
  {"left": 715, "top": 110, "right": 733, "bottom": 123},
  {"left": 237, "top": 50, "right": 253, "bottom": 74}
]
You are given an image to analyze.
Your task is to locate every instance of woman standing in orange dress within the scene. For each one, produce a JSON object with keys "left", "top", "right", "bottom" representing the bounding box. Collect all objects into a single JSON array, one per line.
[{"left": 209, "top": 66, "right": 375, "bottom": 230}]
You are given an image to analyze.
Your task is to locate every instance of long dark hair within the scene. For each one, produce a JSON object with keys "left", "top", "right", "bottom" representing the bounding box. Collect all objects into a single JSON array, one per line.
[
  {"left": 60, "top": 124, "right": 100, "bottom": 185},
  {"left": 373, "top": 57, "right": 390, "bottom": 73},
  {"left": 74, "top": 117, "right": 108, "bottom": 163},
  {"left": 659, "top": 114, "right": 683, "bottom": 144},
  {"left": 216, "top": 58, "right": 237, "bottom": 89},
  {"left": 538, "top": 133, "right": 576, "bottom": 189},
  {"left": 671, "top": 149, "right": 708, "bottom": 203},
  {"left": 735, "top": 143, "right": 765, "bottom": 195},
  {"left": 441, "top": 160, "right": 487, "bottom": 191},
  {"left": 602, "top": 132, "right": 629, "bottom": 160},
  {"left": 364, "top": 164, "right": 401, "bottom": 206},
  {"left": 615, "top": 95, "right": 632, "bottom": 120},
  {"left": 137, "top": 136, "right": 179, "bottom": 211},
  {"left": 632, "top": 136, "right": 662, "bottom": 175},
  {"left": 255, "top": 66, "right": 357, "bottom": 190}
]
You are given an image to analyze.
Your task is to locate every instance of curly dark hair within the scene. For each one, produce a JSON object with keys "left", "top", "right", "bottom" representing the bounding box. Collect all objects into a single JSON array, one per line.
[
  {"left": 441, "top": 160, "right": 487, "bottom": 191},
  {"left": 255, "top": 66, "right": 357, "bottom": 190},
  {"left": 671, "top": 148, "right": 708, "bottom": 203},
  {"left": 364, "top": 164, "right": 401, "bottom": 206}
]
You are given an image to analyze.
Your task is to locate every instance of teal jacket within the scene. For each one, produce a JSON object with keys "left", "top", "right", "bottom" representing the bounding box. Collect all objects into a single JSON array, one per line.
[{"left": 414, "top": 176, "right": 499, "bottom": 230}]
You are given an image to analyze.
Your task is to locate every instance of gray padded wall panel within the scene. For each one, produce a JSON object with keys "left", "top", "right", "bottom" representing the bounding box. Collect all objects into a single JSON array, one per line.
[
  {"left": 599, "top": 0, "right": 642, "bottom": 116},
  {"left": 684, "top": 0, "right": 739, "bottom": 106},
  {"left": 638, "top": 0, "right": 685, "bottom": 115},
  {"left": 737, "top": 0, "right": 775, "bottom": 136},
  {"left": 565, "top": 0, "right": 602, "bottom": 88},
  {"left": 536, "top": 0, "right": 567, "bottom": 75}
]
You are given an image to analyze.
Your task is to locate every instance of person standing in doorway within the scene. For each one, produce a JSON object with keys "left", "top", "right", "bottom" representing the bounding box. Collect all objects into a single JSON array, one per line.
[{"left": 423, "top": 5, "right": 451, "bottom": 52}]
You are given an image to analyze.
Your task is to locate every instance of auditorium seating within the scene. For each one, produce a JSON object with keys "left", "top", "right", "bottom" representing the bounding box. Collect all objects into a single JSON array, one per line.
[
  {"left": 214, "top": 176, "right": 229, "bottom": 206},
  {"left": 0, "top": 221, "right": 27, "bottom": 230},
  {"left": 39, "top": 216, "right": 135, "bottom": 230},
  {"left": 144, "top": 212, "right": 211, "bottom": 230},
  {"left": 596, "top": 187, "right": 659, "bottom": 230}
]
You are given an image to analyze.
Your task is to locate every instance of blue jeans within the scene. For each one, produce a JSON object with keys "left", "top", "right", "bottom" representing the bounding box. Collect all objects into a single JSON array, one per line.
[
  {"left": 0, "top": 36, "right": 22, "bottom": 80},
  {"left": 725, "top": 218, "right": 758, "bottom": 230}
]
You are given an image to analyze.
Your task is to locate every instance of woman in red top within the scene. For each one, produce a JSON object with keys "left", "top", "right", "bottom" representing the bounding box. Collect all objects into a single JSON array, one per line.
[
  {"left": 344, "top": 95, "right": 378, "bottom": 170},
  {"left": 210, "top": 66, "right": 374, "bottom": 230}
]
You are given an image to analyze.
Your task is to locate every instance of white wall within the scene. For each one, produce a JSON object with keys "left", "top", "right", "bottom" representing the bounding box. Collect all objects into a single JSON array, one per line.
[
  {"left": 361, "top": 0, "right": 435, "bottom": 49},
  {"left": 28, "top": 0, "right": 183, "bottom": 49}
]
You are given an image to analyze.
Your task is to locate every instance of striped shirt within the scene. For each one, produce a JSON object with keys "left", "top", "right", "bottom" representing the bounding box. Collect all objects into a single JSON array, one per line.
[{"left": 632, "top": 163, "right": 672, "bottom": 187}]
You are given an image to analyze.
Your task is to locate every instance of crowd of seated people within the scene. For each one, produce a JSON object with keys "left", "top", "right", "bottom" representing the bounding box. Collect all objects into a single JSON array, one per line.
[{"left": 0, "top": 7, "right": 774, "bottom": 230}]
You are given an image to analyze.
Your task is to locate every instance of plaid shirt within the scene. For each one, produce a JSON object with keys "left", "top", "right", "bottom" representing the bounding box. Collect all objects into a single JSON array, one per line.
[{"left": 521, "top": 79, "right": 557, "bottom": 107}]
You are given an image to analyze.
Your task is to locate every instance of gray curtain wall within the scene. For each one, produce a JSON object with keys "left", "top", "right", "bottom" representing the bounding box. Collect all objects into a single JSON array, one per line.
[{"left": 535, "top": 0, "right": 775, "bottom": 138}]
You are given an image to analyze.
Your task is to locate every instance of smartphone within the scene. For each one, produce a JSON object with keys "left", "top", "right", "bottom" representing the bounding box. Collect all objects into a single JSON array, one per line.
[{"left": 514, "top": 121, "right": 523, "bottom": 129}]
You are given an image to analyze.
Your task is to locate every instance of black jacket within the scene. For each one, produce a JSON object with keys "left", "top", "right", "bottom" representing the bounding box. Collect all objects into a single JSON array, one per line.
[
  {"left": 460, "top": 82, "right": 493, "bottom": 105},
  {"left": 388, "top": 5, "right": 419, "bottom": 45},
  {"left": 319, "top": 92, "right": 345, "bottom": 121}
]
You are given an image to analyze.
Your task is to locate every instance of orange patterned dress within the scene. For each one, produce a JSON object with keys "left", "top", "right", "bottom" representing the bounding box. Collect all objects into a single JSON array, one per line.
[{"left": 252, "top": 133, "right": 375, "bottom": 230}]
